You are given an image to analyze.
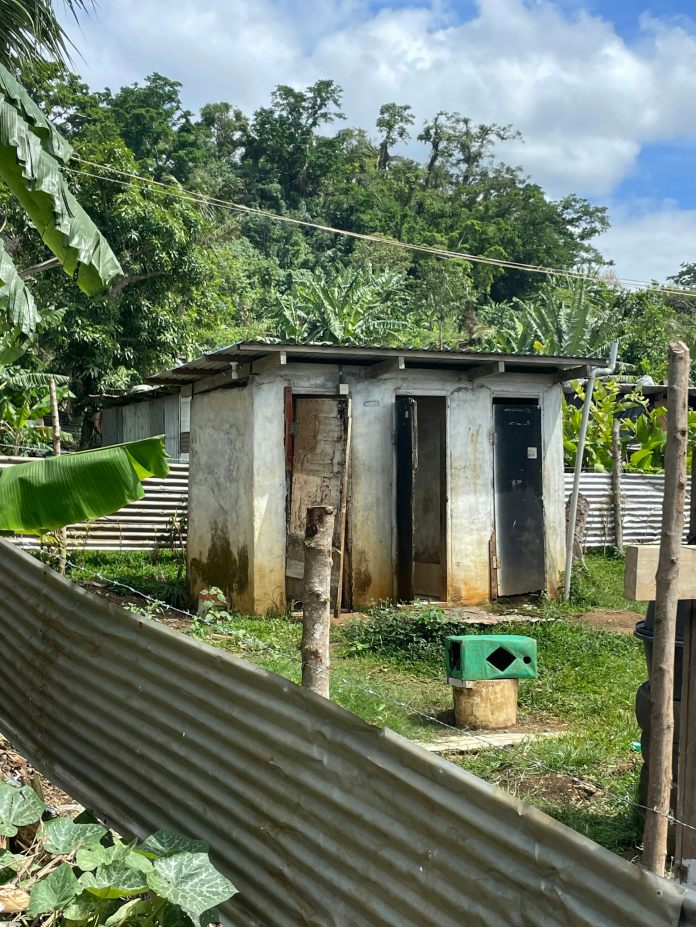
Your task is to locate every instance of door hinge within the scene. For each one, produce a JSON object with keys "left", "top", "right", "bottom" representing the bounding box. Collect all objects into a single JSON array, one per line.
[{"left": 491, "top": 556, "right": 499, "bottom": 570}]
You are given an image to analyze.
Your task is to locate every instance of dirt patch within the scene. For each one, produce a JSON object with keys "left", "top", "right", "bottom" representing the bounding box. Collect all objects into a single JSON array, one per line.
[
  {"left": 79, "top": 582, "right": 192, "bottom": 632},
  {"left": 0, "top": 735, "right": 79, "bottom": 813},
  {"left": 522, "top": 772, "right": 602, "bottom": 805},
  {"left": 575, "top": 610, "right": 643, "bottom": 634}
]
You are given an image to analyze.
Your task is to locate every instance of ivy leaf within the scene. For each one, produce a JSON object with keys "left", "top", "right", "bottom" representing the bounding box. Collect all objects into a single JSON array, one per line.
[
  {"left": 27, "top": 862, "right": 79, "bottom": 915},
  {"left": 104, "top": 897, "right": 152, "bottom": 927},
  {"left": 75, "top": 844, "right": 110, "bottom": 872},
  {"left": 43, "top": 818, "right": 108, "bottom": 855},
  {"left": 0, "top": 782, "right": 45, "bottom": 836},
  {"left": 79, "top": 862, "right": 149, "bottom": 899},
  {"left": 146, "top": 853, "right": 236, "bottom": 925},
  {"left": 77, "top": 842, "right": 153, "bottom": 879},
  {"left": 0, "top": 850, "right": 24, "bottom": 872},
  {"left": 138, "top": 831, "right": 208, "bottom": 859},
  {"left": 63, "top": 891, "right": 100, "bottom": 922}
]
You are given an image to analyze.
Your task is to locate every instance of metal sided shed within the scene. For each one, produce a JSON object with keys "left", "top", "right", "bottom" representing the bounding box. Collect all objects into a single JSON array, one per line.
[
  {"left": 99, "top": 387, "right": 190, "bottom": 459},
  {"left": 149, "top": 342, "right": 605, "bottom": 614}
]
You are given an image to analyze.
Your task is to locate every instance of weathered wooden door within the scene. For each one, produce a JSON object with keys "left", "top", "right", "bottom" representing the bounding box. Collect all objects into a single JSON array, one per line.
[
  {"left": 395, "top": 396, "right": 418, "bottom": 601},
  {"left": 493, "top": 401, "right": 545, "bottom": 596},
  {"left": 285, "top": 397, "right": 351, "bottom": 609}
]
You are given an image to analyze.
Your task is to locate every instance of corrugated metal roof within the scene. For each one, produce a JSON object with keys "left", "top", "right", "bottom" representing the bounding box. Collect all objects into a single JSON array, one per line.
[
  {"left": 0, "top": 538, "right": 689, "bottom": 927},
  {"left": 147, "top": 341, "right": 607, "bottom": 386}
]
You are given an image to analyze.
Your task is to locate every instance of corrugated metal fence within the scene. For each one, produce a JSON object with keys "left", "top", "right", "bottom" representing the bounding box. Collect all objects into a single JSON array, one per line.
[
  {"left": 0, "top": 538, "right": 689, "bottom": 927},
  {"left": 0, "top": 455, "right": 682, "bottom": 553},
  {"left": 0, "top": 456, "right": 187, "bottom": 551},
  {"left": 565, "top": 472, "right": 691, "bottom": 548}
]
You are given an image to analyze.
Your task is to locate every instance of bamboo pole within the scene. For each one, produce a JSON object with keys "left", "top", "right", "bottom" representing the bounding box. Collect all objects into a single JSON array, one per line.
[
  {"left": 301, "top": 506, "right": 335, "bottom": 698},
  {"left": 48, "top": 377, "right": 67, "bottom": 574},
  {"left": 612, "top": 417, "right": 624, "bottom": 553},
  {"left": 643, "top": 341, "right": 690, "bottom": 876}
]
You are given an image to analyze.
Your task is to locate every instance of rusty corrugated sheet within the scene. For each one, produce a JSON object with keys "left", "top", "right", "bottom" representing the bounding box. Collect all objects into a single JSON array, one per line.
[
  {"left": 0, "top": 540, "right": 688, "bottom": 927},
  {"left": 0, "top": 458, "right": 187, "bottom": 551},
  {"left": 564, "top": 473, "right": 691, "bottom": 548}
]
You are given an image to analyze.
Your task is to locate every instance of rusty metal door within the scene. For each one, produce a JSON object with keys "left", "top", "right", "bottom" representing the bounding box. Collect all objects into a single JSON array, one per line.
[
  {"left": 493, "top": 401, "right": 545, "bottom": 596},
  {"left": 396, "top": 396, "right": 417, "bottom": 601},
  {"left": 285, "top": 397, "right": 350, "bottom": 609}
]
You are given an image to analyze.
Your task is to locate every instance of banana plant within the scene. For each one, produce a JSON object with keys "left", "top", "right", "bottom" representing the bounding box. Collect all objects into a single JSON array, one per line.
[
  {"left": 0, "top": 378, "right": 73, "bottom": 454},
  {"left": 0, "top": 436, "right": 169, "bottom": 534},
  {"left": 0, "top": 65, "right": 122, "bottom": 331}
]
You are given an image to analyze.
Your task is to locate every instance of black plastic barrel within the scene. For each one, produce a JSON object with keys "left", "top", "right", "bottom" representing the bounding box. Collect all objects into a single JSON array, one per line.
[{"left": 634, "top": 599, "right": 692, "bottom": 700}]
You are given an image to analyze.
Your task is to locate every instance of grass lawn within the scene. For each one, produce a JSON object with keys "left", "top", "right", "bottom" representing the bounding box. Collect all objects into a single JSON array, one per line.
[{"left": 66, "top": 549, "right": 649, "bottom": 856}]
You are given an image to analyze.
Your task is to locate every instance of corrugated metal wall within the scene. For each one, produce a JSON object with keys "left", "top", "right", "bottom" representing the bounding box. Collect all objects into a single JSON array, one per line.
[
  {"left": 0, "top": 457, "right": 187, "bottom": 551},
  {"left": 0, "top": 538, "right": 688, "bottom": 927},
  {"left": 564, "top": 472, "right": 691, "bottom": 548}
]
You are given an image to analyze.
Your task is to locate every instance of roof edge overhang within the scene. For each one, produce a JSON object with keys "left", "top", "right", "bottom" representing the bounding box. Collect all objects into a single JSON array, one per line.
[{"left": 145, "top": 341, "right": 608, "bottom": 388}]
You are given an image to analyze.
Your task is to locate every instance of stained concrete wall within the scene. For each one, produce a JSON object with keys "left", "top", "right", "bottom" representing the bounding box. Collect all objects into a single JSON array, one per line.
[
  {"left": 186, "top": 363, "right": 567, "bottom": 613},
  {"left": 187, "top": 386, "right": 254, "bottom": 612}
]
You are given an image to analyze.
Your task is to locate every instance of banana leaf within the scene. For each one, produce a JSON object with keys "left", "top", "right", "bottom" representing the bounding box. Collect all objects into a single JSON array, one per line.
[
  {"left": 0, "top": 64, "right": 72, "bottom": 162},
  {"left": 0, "top": 437, "right": 169, "bottom": 534},
  {"left": 0, "top": 81, "right": 122, "bottom": 296},
  {"left": 0, "top": 237, "right": 38, "bottom": 335}
]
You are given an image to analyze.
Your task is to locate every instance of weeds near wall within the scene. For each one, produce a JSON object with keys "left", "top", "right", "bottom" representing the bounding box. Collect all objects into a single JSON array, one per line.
[{"left": 0, "top": 781, "right": 235, "bottom": 925}]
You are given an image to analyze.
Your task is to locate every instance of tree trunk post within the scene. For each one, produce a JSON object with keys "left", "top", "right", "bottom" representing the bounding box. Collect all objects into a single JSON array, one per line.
[
  {"left": 612, "top": 416, "right": 624, "bottom": 553},
  {"left": 643, "top": 341, "right": 690, "bottom": 876},
  {"left": 565, "top": 493, "right": 590, "bottom": 563},
  {"left": 48, "top": 377, "right": 67, "bottom": 575},
  {"left": 301, "top": 506, "right": 335, "bottom": 698},
  {"left": 676, "top": 447, "right": 696, "bottom": 885}
]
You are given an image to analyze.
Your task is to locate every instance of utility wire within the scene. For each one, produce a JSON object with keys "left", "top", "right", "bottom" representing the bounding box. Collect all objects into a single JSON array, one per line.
[
  {"left": 66, "top": 157, "right": 696, "bottom": 302},
  {"left": 53, "top": 551, "right": 694, "bottom": 840}
]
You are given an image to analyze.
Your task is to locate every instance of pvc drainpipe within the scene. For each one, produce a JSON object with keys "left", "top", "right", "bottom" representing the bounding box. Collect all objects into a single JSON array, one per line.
[{"left": 562, "top": 340, "right": 619, "bottom": 602}]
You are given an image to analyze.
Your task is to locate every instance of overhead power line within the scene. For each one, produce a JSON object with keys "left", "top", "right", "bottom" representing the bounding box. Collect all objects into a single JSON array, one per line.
[{"left": 65, "top": 156, "right": 696, "bottom": 301}]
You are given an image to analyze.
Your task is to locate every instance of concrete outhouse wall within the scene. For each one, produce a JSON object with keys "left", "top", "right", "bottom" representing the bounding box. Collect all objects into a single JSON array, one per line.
[
  {"left": 187, "top": 362, "right": 566, "bottom": 613},
  {"left": 187, "top": 387, "right": 255, "bottom": 612}
]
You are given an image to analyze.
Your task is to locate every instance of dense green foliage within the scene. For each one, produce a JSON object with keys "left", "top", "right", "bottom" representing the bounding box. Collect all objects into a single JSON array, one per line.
[
  {"left": 0, "top": 784, "right": 235, "bottom": 925},
  {"left": 563, "top": 378, "right": 696, "bottom": 472},
  {"left": 0, "top": 60, "right": 693, "bottom": 442}
]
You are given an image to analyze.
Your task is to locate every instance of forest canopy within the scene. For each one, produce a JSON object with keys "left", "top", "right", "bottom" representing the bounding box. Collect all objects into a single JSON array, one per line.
[{"left": 2, "top": 64, "right": 695, "bottom": 440}]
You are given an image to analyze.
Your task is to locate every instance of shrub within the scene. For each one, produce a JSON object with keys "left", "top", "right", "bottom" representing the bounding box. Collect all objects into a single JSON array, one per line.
[{"left": 0, "top": 781, "right": 235, "bottom": 926}]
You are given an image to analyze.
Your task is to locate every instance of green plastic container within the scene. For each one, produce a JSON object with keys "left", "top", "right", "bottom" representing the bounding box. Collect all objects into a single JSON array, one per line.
[{"left": 445, "top": 634, "right": 537, "bottom": 682}]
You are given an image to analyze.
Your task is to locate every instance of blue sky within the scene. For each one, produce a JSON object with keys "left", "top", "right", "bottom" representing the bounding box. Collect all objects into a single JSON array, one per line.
[{"left": 62, "top": 0, "right": 696, "bottom": 283}]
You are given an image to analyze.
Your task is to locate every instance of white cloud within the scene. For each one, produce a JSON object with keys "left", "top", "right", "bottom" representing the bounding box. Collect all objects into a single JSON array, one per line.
[
  {"left": 60, "top": 0, "right": 696, "bottom": 280},
  {"left": 597, "top": 205, "right": 696, "bottom": 284}
]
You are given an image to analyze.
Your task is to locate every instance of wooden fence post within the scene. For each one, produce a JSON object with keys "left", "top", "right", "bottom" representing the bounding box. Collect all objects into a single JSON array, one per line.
[
  {"left": 612, "top": 417, "right": 623, "bottom": 553},
  {"left": 301, "top": 506, "right": 335, "bottom": 698},
  {"left": 643, "top": 341, "right": 690, "bottom": 876}
]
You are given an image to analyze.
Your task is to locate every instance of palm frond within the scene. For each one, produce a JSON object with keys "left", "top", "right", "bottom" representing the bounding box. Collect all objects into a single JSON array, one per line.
[{"left": 0, "top": 0, "right": 90, "bottom": 69}]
